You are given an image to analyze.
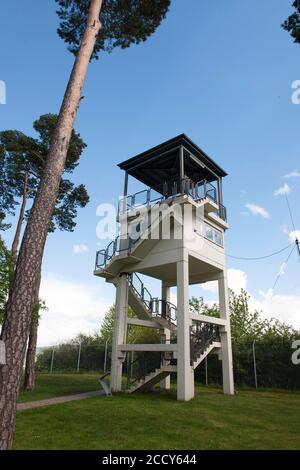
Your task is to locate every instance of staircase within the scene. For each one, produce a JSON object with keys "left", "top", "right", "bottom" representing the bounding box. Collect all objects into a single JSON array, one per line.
[
  {"left": 128, "top": 365, "right": 177, "bottom": 393},
  {"left": 127, "top": 273, "right": 177, "bottom": 331},
  {"left": 190, "top": 323, "right": 220, "bottom": 370},
  {"left": 127, "top": 323, "right": 220, "bottom": 394}
]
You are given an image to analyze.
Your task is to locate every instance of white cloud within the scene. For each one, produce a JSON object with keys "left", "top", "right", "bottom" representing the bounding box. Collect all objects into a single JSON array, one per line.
[
  {"left": 257, "top": 289, "right": 300, "bottom": 329},
  {"left": 38, "top": 274, "right": 112, "bottom": 346},
  {"left": 73, "top": 244, "right": 89, "bottom": 255},
  {"left": 245, "top": 203, "right": 271, "bottom": 219},
  {"left": 228, "top": 269, "right": 248, "bottom": 292},
  {"left": 274, "top": 183, "right": 291, "bottom": 196},
  {"left": 285, "top": 170, "right": 300, "bottom": 178},
  {"left": 289, "top": 230, "right": 300, "bottom": 243},
  {"left": 200, "top": 268, "right": 300, "bottom": 329},
  {"left": 201, "top": 281, "right": 218, "bottom": 294},
  {"left": 201, "top": 269, "right": 247, "bottom": 295}
]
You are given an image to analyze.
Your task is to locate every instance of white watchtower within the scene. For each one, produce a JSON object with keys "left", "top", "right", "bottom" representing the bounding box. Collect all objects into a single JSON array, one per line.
[{"left": 94, "top": 134, "right": 234, "bottom": 401}]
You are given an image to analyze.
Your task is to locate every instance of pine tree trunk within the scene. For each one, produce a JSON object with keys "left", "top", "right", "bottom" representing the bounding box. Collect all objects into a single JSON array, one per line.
[
  {"left": 23, "top": 272, "right": 41, "bottom": 391},
  {"left": 0, "top": 0, "right": 102, "bottom": 450},
  {"left": 23, "top": 320, "right": 38, "bottom": 391},
  {"left": 11, "top": 171, "right": 28, "bottom": 259}
]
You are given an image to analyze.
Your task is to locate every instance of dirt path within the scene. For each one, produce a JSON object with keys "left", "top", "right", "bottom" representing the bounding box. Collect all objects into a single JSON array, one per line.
[{"left": 17, "top": 390, "right": 103, "bottom": 411}]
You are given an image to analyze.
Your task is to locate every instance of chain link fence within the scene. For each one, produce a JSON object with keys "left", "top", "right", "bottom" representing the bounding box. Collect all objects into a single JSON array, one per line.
[
  {"left": 196, "top": 339, "right": 300, "bottom": 390},
  {"left": 36, "top": 339, "right": 300, "bottom": 390},
  {"left": 36, "top": 342, "right": 112, "bottom": 374}
]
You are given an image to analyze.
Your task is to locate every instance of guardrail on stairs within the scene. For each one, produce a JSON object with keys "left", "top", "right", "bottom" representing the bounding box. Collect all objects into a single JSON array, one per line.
[
  {"left": 128, "top": 273, "right": 177, "bottom": 326},
  {"left": 190, "top": 323, "right": 220, "bottom": 366}
]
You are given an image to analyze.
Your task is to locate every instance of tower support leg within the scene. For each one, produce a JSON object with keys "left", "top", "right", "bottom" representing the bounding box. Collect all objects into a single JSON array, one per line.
[
  {"left": 160, "top": 282, "right": 171, "bottom": 390},
  {"left": 110, "top": 274, "right": 128, "bottom": 392},
  {"left": 176, "top": 253, "right": 194, "bottom": 401},
  {"left": 218, "top": 270, "right": 234, "bottom": 395}
]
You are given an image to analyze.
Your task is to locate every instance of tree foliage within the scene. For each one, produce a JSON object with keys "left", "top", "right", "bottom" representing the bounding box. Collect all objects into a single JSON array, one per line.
[
  {"left": 190, "top": 289, "right": 296, "bottom": 345},
  {"left": 99, "top": 304, "right": 160, "bottom": 344},
  {"left": 0, "top": 147, "right": 14, "bottom": 231},
  {"left": 229, "top": 289, "right": 296, "bottom": 345},
  {"left": 31, "top": 298, "right": 48, "bottom": 327},
  {"left": 56, "top": 0, "right": 171, "bottom": 59},
  {"left": 190, "top": 296, "right": 220, "bottom": 318},
  {"left": 282, "top": 0, "right": 300, "bottom": 43},
  {"left": 0, "top": 114, "right": 89, "bottom": 233},
  {"left": 192, "top": 290, "right": 299, "bottom": 389}
]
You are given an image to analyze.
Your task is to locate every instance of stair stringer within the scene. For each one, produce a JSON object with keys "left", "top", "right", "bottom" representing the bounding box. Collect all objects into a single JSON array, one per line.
[
  {"left": 127, "top": 283, "right": 176, "bottom": 332},
  {"left": 128, "top": 285, "right": 154, "bottom": 321},
  {"left": 128, "top": 365, "right": 177, "bottom": 393},
  {"left": 192, "top": 341, "right": 221, "bottom": 370}
]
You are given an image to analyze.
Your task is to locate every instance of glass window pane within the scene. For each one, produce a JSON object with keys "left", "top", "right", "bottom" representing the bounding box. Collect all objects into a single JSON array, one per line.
[
  {"left": 214, "top": 229, "right": 223, "bottom": 246},
  {"left": 205, "top": 225, "right": 214, "bottom": 241},
  {"left": 195, "top": 218, "right": 204, "bottom": 235}
]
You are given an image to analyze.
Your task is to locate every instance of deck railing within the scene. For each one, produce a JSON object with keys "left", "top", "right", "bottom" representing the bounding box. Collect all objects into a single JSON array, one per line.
[
  {"left": 95, "top": 235, "right": 139, "bottom": 269},
  {"left": 119, "top": 177, "right": 225, "bottom": 220}
]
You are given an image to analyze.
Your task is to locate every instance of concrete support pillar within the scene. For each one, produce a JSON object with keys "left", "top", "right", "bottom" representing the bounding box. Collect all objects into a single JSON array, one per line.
[
  {"left": 176, "top": 251, "right": 194, "bottom": 401},
  {"left": 110, "top": 274, "right": 128, "bottom": 392},
  {"left": 218, "top": 270, "right": 234, "bottom": 395},
  {"left": 160, "top": 282, "right": 171, "bottom": 390}
]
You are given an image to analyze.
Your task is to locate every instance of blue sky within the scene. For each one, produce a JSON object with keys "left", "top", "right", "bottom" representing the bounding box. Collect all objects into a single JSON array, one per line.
[{"left": 1, "top": 1, "right": 300, "bottom": 344}]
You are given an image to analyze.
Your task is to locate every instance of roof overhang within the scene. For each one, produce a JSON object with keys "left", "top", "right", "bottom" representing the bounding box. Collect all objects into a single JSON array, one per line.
[{"left": 118, "top": 134, "right": 227, "bottom": 192}]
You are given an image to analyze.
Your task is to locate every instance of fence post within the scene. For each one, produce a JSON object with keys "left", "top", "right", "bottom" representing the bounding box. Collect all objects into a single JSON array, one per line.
[
  {"left": 50, "top": 347, "right": 55, "bottom": 374},
  {"left": 126, "top": 352, "right": 130, "bottom": 389},
  {"left": 130, "top": 351, "right": 134, "bottom": 381},
  {"left": 205, "top": 356, "right": 208, "bottom": 386},
  {"left": 77, "top": 342, "right": 82, "bottom": 373},
  {"left": 253, "top": 340, "right": 258, "bottom": 389}
]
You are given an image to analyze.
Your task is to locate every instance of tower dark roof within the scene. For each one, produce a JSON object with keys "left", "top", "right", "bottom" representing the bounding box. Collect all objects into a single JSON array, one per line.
[{"left": 118, "top": 133, "right": 227, "bottom": 191}]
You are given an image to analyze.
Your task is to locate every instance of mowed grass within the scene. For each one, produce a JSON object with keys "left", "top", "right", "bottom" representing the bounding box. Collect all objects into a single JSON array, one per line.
[
  {"left": 14, "top": 374, "right": 300, "bottom": 450},
  {"left": 18, "top": 373, "right": 100, "bottom": 403}
]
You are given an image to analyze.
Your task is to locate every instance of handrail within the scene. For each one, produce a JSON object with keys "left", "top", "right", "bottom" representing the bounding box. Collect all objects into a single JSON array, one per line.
[
  {"left": 150, "top": 298, "right": 177, "bottom": 324},
  {"left": 95, "top": 234, "right": 140, "bottom": 269},
  {"left": 190, "top": 323, "right": 220, "bottom": 365},
  {"left": 128, "top": 273, "right": 177, "bottom": 325},
  {"left": 119, "top": 177, "right": 225, "bottom": 221}
]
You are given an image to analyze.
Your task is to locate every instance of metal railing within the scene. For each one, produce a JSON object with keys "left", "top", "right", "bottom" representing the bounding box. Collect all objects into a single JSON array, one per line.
[
  {"left": 128, "top": 272, "right": 153, "bottom": 310},
  {"left": 150, "top": 299, "right": 177, "bottom": 324},
  {"left": 216, "top": 203, "right": 227, "bottom": 222},
  {"left": 128, "top": 273, "right": 177, "bottom": 325},
  {"left": 95, "top": 235, "right": 139, "bottom": 269},
  {"left": 190, "top": 322, "right": 220, "bottom": 365},
  {"left": 119, "top": 177, "right": 225, "bottom": 220}
]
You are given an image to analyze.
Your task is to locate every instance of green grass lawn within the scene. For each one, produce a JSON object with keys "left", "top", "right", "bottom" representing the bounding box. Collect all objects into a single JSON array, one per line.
[
  {"left": 18, "top": 373, "right": 100, "bottom": 403},
  {"left": 14, "top": 373, "right": 300, "bottom": 450}
]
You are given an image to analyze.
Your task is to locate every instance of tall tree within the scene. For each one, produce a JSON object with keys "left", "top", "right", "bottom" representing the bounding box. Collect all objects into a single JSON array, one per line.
[
  {"left": 0, "top": 0, "right": 170, "bottom": 449},
  {"left": 0, "top": 115, "right": 89, "bottom": 391},
  {"left": 282, "top": 1, "right": 300, "bottom": 42}
]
